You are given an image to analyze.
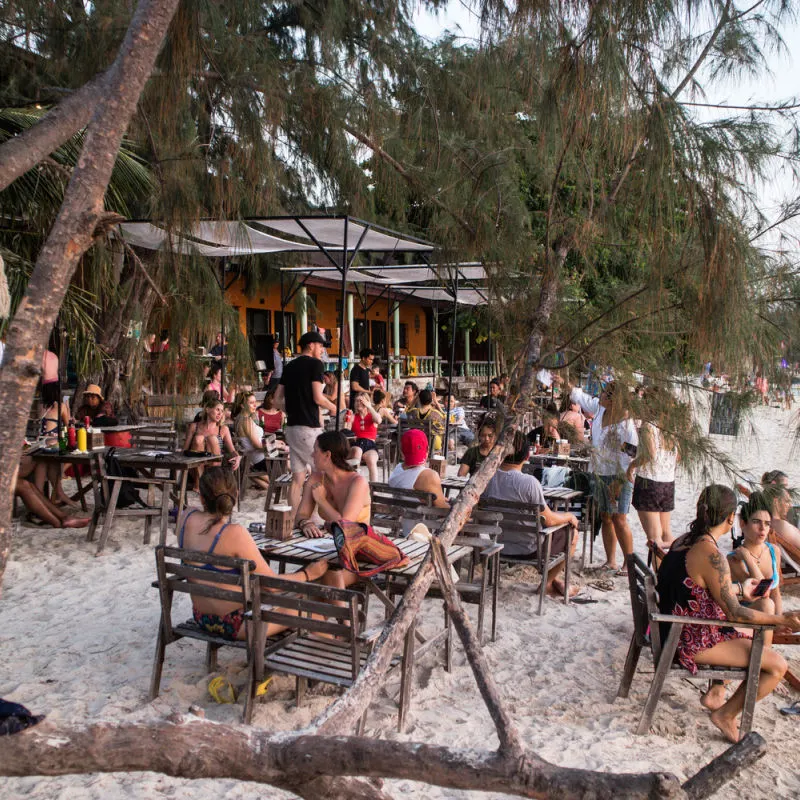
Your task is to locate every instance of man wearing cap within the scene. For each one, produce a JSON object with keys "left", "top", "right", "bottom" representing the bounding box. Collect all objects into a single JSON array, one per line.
[
  {"left": 274, "top": 331, "right": 338, "bottom": 513},
  {"left": 388, "top": 429, "right": 449, "bottom": 510},
  {"left": 75, "top": 384, "right": 115, "bottom": 424}
]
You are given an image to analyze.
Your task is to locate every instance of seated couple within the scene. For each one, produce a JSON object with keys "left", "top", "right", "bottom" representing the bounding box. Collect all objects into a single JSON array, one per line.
[
  {"left": 180, "top": 449, "right": 364, "bottom": 641},
  {"left": 481, "top": 431, "right": 580, "bottom": 598}
]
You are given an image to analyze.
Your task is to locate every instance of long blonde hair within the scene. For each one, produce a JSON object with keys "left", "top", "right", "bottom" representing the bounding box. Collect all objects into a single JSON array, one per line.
[{"left": 233, "top": 391, "right": 256, "bottom": 439}]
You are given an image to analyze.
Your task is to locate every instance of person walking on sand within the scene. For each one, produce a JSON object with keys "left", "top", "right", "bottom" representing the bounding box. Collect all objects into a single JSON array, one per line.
[{"left": 274, "top": 331, "right": 338, "bottom": 514}]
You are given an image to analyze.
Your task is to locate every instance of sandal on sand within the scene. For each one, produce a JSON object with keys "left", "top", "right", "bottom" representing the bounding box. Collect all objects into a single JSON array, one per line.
[
  {"left": 208, "top": 676, "right": 237, "bottom": 704},
  {"left": 615, "top": 567, "right": 628, "bottom": 577},
  {"left": 780, "top": 701, "right": 800, "bottom": 717},
  {"left": 589, "top": 579, "right": 615, "bottom": 592}
]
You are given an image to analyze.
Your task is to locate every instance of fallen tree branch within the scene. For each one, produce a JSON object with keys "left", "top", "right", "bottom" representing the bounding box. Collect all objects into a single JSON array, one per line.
[
  {"left": 429, "top": 536, "right": 524, "bottom": 758},
  {"left": 681, "top": 731, "right": 766, "bottom": 799},
  {"left": 0, "top": 719, "right": 686, "bottom": 799}
]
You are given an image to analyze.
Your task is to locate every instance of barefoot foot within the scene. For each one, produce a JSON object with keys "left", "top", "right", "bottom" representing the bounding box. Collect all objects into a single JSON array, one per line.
[
  {"left": 548, "top": 578, "right": 581, "bottom": 598},
  {"left": 700, "top": 685, "right": 726, "bottom": 712},
  {"left": 62, "top": 517, "right": 91, "bottom": 528},
  {"left": 709, "top": 709, "right": 740, "bottom": 743}
]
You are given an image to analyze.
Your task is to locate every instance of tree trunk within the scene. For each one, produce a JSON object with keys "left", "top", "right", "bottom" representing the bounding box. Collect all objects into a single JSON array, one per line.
[
  {"left": 0, "top": 718, "right": 687, "bottom": 799},
  {"left": 0, "top": 0, "right": 181, "bottom": 589},
  {"left": 0, "top": 70, "right": 110, "bottom": 193}
]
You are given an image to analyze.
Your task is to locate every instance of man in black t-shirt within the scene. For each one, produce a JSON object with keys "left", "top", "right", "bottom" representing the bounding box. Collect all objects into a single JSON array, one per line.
[
  {"left": 275, "top": 331, "right": 337, "bottom": 512},
  {"left": 348, "top": 348, "right": 374, "bottom": 410},
  {"left": 479, "top": 379, "right": 505, "bottom": 410}
]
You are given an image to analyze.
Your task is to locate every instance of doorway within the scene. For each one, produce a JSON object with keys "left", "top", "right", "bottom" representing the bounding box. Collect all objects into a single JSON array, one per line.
[{"left": 371, "top": 320, "right": 388, "bottom": 361}]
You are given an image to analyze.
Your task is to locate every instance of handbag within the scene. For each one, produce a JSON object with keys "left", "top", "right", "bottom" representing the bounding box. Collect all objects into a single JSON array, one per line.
[{"left": 330, "top": 519, "right": 409, "bottom": 577}]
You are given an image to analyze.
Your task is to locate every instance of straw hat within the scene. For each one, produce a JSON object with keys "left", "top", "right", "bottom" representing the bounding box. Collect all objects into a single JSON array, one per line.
[{"left": 84, "top": 384, "right": 104, "bottom": 400}]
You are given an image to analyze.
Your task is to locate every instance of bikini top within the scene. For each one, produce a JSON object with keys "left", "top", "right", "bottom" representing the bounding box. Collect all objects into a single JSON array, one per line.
[{"left": 178, "top": 509, "right": 237, "bottom": 573}]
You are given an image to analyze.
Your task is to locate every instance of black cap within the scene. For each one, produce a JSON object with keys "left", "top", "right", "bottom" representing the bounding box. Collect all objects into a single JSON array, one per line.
[{"left": 299, "top": 331, "right": 326, "bottom": 348}]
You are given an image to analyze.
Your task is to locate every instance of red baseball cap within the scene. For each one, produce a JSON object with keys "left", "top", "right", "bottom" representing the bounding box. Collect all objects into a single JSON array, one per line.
[{"left": 401, "top": 429, "right": 428, "bottom": 466}]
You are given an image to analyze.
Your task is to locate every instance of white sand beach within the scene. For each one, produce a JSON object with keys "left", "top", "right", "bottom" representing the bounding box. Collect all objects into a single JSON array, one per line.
[{"left": 2, "top": 403, "right": 800, "bottom": 799}]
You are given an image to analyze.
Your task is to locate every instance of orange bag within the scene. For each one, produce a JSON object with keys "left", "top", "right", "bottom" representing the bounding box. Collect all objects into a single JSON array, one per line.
[{"left": 330, "top": 520, "right": 409, "bottom": 577}]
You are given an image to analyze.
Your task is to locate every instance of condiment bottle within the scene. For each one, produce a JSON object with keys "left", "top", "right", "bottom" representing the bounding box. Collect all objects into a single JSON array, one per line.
[
  {"left": 67, "top": 422, "right": 77, "bottom": 449},
  {"left": 77, "top": 425, "right": 88, "bottom": 452}
]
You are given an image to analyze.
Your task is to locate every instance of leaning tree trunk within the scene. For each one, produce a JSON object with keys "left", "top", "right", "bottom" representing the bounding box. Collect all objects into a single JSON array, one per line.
[{"left": 0, "top": 0, "right": 182, "bottom": 589}]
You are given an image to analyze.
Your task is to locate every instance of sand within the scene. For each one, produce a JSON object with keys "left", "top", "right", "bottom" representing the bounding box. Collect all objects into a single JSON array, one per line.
[{"left": 2, "top": 402, "right": 800, "bottom": 799}]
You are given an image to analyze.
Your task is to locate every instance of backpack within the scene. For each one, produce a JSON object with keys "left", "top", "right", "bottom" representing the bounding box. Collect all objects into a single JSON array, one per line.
[
  {"left": 104, "top": 447, "right": 145, "bottom": 509},
  {"left": 330, "top": 520, "right": 409, "bottom": 577}
]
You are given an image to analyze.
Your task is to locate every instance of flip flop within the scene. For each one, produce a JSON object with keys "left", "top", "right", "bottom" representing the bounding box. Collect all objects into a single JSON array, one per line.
[
  {"left": 615, "top": 568, "right": 629, "bottom": 577},
  {"left": 779, "top": 701, "right": 800, "bottom": 716},
  {"left": 208, "top": 676, "right": 237, "bottom": 704},
  {"left": 255, "top": 676, "right": 273, "bottom": 697},
  {"left": 571, "top": 596, "right": 599, "bottom": 605},
  {"left": 588, "top": 579, "right": 615, "bottom": 592}
]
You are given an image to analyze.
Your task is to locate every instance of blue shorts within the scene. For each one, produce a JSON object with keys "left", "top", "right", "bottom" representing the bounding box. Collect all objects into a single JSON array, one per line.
[{"left": 596, "top": 474, "right": 633, "bottom": 515}]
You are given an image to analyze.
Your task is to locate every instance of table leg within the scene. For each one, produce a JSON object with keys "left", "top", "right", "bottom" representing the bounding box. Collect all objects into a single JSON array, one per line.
[
  {"left": 398, "top": 619, "right": 416, "bottom": 733},
  {"left": 159, "top": 479, "right": 172, "bottom": 546},
  {"left": 175, "top": 469, "right": 189, "bottom": 526}
]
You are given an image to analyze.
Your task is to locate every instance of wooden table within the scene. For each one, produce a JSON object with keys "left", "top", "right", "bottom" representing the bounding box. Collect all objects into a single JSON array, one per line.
[
  {"left": 29, "top": 446, "right": 106, "bottom": 511},
  {"left": 252, "top": 530, "right": 471, "bottom": 730}
]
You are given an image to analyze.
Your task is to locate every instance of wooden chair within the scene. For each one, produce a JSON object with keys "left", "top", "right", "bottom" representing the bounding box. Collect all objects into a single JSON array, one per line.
[
  {"left": 244, "top": 575, "right": 403, "bottom": 730},
  {"left": 130, "top": 427, "right": 178, "bottom": 451},
  {"left": 390, "top": 504, "right": 504, "bottom": 644},
  {"left": 616, "top": 553, "right": 771, "bottom": 737},
  {"left": 150, "top": 545, "right": 255, "bottom": 710},
  {"left": 85, "top": 450, "right": 170, "bottom": 555},
  {"left": 478, "top": 497, "right": 574, "bottom": 615},
  {"left": 397, "top": 416, "right": 437, "bottom": 457},
  {"left": 770, "top": 531, "right": 800, "bottom": 588}
]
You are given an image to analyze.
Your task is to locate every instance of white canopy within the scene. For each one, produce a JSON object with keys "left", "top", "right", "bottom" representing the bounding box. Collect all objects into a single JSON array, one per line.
[{"left": 114, "top": 216, "right": 434, "bottom": 256}]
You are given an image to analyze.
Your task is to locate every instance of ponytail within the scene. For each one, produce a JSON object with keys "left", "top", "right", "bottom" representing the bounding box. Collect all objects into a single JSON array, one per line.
[{"left": 685, "top": 484, "right": 737, "bottom": 545}]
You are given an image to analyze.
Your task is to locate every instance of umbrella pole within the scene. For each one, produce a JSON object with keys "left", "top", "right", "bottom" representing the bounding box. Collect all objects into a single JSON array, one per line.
[
  {"left": 335, "top": 220, "right": 348, "bottom": 431},
  {"left": 443, "top": 275, "right": 459, "bottom": 460}
]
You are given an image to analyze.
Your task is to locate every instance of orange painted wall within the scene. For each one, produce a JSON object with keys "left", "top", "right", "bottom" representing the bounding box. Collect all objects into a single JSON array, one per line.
[{"left": 223, "top": 277, "right": 428, "bottom": 356}]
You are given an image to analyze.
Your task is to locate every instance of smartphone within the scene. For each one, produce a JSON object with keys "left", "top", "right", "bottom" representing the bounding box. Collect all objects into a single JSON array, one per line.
[
  {"left": 621, "top": 442, "right": 638, "bottom": 458},
  {"left": 752, "top": 578, "right": 772, "bottom": 598}
]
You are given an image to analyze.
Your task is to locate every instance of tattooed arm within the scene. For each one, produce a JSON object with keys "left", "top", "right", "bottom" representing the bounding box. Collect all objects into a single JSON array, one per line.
[{"left": 698, "top": 544, "right": 799, "bottom": 628}]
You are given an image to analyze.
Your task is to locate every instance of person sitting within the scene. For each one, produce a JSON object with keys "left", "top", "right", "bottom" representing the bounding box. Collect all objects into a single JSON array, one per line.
[
  {"left": 527, "top": 408, "right": 560, "bottom": 450},
  {"left": 74, "top": 384, "right": 115, "bottom": 426},
  {"left": 206, "top": 362, "right": 235, "bottom": 403},
  {"left": 388, "top": 429, "right": 449, "bottom": 509},
  {"left": 393, "top": 381, "right": 419, "bottom": 417},
  {"left": 15, "top": 457, "right": 90, "bottom": 529},
  {"left": 479, "top": 379, "right": 504, "bottom": 410},
  {"left": 766, "top": 479, "right": 800, "bottom": 563},
  {"left": 295, "top": 431, "right": 372, "bottom": 544},
  {"left": 657, "top": 484, "right": 800, "bottom": 743},
  {"left": 372, "top": 389, "right": 398, "bottom": 425},
  {"left": 728, "top": 492, "right": 782, "bottom": 614},
  {"left": 33, "top": 380, "right": 75, "bottom": 507},
  {"left": 405, "top": 388, "right": 445, "bottom": 451},
  {"left": 370, "top": 365, "right": 386, "bottom": 390},
  {"left": 446, "top": 397, "right": 475, "bottom": 448},
  {"left": 232, "top": 391, "right": 269, "bottom": 491},
  {"left": 347, "top": 393, "right": 383, "bottom": 483},
  {"left": 183, "top": 398, "right": 241, "bottom": 485},
  {"left": 256, "top": 389, "right": 285, "bottom": 435},
  {"left": 178, "top": 467, "right": 330, "bottom": 640},
  {"left": 559, "top": 394, "right": 587, "bottom": 434},
  {"left": 458, "top": 421, "right": 496, "bottom": 477},
  {"left": 481, "top": 431, "right": 580, "bottom": 597}
]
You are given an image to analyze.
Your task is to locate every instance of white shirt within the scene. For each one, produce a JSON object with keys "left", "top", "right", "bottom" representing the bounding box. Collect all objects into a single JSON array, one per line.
[
  {"left": 570, "top": 387, "right": 638, "bottom": 475},
  {"left": 636, "top": 423, "right": 677, "bottom": 483}
]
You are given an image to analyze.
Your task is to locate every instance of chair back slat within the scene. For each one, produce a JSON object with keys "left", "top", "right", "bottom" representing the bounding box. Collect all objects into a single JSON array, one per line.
[
  {"left": 625, "top": 553, "right": 658, "bottom": 653},
  {"left": 371, "top": 482, "right": 435, "bottom": 508},
  {"left": 254, "top": 576, "right": 365, "bottom": 643}
]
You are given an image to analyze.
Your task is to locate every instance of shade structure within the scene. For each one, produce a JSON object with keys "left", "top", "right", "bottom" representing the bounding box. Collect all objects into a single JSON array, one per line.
[{"left": 114, "top": 215, "right": 438, "bottom": 430}]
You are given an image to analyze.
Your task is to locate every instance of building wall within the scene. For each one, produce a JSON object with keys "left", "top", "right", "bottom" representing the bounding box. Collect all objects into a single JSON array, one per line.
[{"left": 223, "top": 277, "right": 428, "bottom": 357}]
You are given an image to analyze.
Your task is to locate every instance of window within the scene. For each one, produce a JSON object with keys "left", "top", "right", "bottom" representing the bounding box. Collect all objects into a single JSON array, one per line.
[{"left": 399, "top": 323, "right": 408, "bottom": 350}]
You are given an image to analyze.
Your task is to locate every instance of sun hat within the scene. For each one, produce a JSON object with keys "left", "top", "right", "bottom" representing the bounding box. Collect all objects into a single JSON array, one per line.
[
  {"left": 84, "top": 383, "right": 104, "bottom": 400},
  {"left": 401, "top": 429, "right": 429, "bottom": 466},
  {"left": 299, "top": 330, "right": 326, "bottom": 348}
]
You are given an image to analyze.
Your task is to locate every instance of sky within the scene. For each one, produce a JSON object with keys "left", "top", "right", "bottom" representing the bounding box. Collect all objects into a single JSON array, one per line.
[{"left": 412, "top": 2, "right": 800, "bottom": 251}]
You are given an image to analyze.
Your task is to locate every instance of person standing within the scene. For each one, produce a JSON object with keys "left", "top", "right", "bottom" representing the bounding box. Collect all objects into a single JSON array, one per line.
[
  {"left": 274, "top": 331, "right": 338, "bottom": 514},
  {"left": 210, "top": 332, "right": 227, "bottom": 359},
  {"left": 348, "top": 348, "right": 374, "bottom": 410},
  {"left": 570, "top": 381, "right": 638, "bottom": 575},
  {"left": 268, "top": 339, "right": 283, "bottom": 391}
]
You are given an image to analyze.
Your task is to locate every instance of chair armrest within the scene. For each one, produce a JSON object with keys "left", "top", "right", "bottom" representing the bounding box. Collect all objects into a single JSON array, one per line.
[
  {"left": 480, "top": 543, "right": 504, "bottom": 558},
  {"left": 357, "top": 625, "right": 385, "bottom": 644},
  {"left": 650, "top": 612, "right": 776, "bottom": 631}
]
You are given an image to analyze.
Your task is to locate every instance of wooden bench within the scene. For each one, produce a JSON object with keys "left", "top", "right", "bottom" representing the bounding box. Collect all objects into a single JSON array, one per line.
[
  {"left": 616, "top": 553, "right": 771, "bottom": 737},
  {"left": 244, "top": 575, "right": 402, "bottom": 730}
]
